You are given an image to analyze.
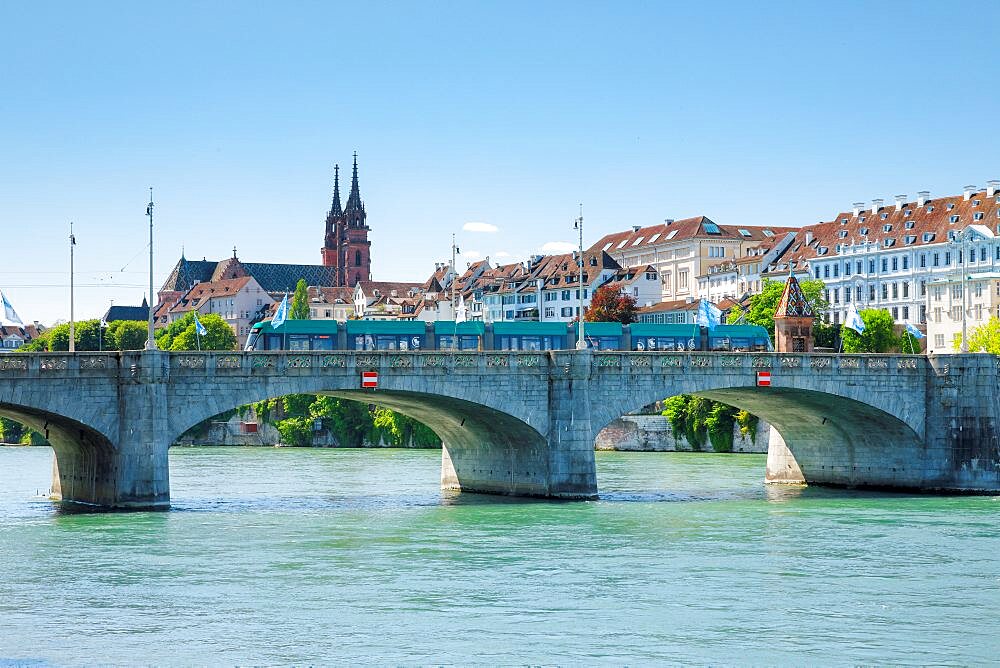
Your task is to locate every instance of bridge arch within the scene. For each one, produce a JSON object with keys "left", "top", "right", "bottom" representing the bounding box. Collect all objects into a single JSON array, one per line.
[
  {"left": 589, "top": 369, "right": 929, "bottom": 490},
  {"left": 166, "top": 371, "right": 557, "bottom": 498}
]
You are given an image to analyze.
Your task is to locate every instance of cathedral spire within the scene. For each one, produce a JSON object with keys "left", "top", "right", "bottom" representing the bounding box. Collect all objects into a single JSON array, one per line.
[
  {"left": 330, "top": 164, "right": 343, "bottom": 217},
  {"left": 345, "top": 151, "right": 363, "bottom": 213}
]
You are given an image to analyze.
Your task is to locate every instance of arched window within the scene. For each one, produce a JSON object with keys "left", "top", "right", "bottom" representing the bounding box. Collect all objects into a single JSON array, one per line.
[{"left": 355, "top": 250, "right": 362, "bottom": 266}]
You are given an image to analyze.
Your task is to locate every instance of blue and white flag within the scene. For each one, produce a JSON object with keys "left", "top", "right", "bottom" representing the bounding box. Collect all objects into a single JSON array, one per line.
[
  {"left": 193, "top": 311, "right": 207, "bottom": 336},
  {"left": 1, "top": 290, "right": 23, "bottom": 325},
  {"left": 271, "top": 294, "right": 289, "bottom": 329},
  {"left": 845, "top": 305, "right": 866, "bottom": 334},
  {"left": 905, "top": 322, "right": 925, "bottom": 339},
  {"left": 695, "top": 299, "right": 722, "bottom": 331}
]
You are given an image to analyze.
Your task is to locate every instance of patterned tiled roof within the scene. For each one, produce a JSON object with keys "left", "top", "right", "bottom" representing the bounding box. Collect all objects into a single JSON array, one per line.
[
  {"left": 160, "top": 256, "right": 343, "bottom": 297},
  {"left": 774, "top": 276, "right": 814, "bottom": 318},
  {"left": 169, "top": 277, "right": 254, "bottom": 314},
  {"left": 103, "top": 303, "right": 149, "bottom": 323}
]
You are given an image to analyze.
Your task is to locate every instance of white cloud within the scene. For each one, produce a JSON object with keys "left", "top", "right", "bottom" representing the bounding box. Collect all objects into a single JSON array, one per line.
[
  {"left": 462, "top": 221, "right": 499, "bottom": 233},
  {"left": 494, "top": 251, "right": 512, "bottom": 258},
  {"left": 540, "top": 241, "right": 576, "bottom": 253}
]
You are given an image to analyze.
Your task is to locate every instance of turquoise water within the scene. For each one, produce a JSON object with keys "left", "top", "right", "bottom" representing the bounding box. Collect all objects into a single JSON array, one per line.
[{"left": 1, "top": 446, "right": 999, "bottom": 665}]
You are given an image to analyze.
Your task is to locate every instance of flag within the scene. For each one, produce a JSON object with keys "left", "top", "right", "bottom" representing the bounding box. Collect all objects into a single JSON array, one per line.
[
  {"left": 271, "top": 294, "right": 289, "bottom": 329},
  {"left": 905, "top": 322, "right": 925, "bottom": 339},
  {"left": 194, "top": 311, "right": 207, "bottom": 336},
  {"left": 456, "top": 294, "right": 467, "bottom": 323},
  {"left": 845, "top": 305, "right": 866, "bottom": 334},
  {"left": 1, "top": 290, "right": 23, "bottom": 325},
  {"left": 695, "top": 299, "right": 721, "bottom": 331},
  {"left": 100, "top": 318, "right": 108, "bottom": 328}
]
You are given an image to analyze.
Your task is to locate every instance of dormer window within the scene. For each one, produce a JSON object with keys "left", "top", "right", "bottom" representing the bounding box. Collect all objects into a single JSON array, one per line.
[
  {"left": 840, "top": 218, "right": 848, "bottom": 224},
  {"left": 947, "top": 203, "right": 955, "bottom": 210},
  {"left": 949, "top": 215, "right": 960, "bottom": 223},
  {"left": 738, "top": 228, "right": 752, "bottom": 237},
  {"left": 589, "top": 257, "right": 598, "bottom": 266},
  {"left": 974, "top": 212, "right": 984, "bottom": 221},
  {"left": 904, "top": 235, "right": 916, "bottom": 245},
  {"left": 859, "top": 216, "right": 866, "bottom": 223},
  {"left": 927, "top": 206, "right": 935, "bottom": 213},
  {"left": 904, "top": 209, "right": 912, "bottom": 217},
  {"left": 817, "top": 247, "right": 828, "bottom": 255},
  {"left": 922, "top": 232, "right": 935, "bottom": 242},
  {"left": 860, "top": 227, "right": 869, "bottom": 236},
  {"left": 880, "top": 213, "right": 888, "bottom": 220},
  {"left": 883, "top": 239, "right": 895, "bottom": 248},
  {"left": 973, "top": 199, "right": 981, "bottom": 206},
  {"left": 838, "top": 230, "right": 848, "bottom": 238},
  {"left": 632, "top": 237, "right": 645, "bottom": 246},
  {"left": 905, "top": 221, "right": 914, "bottom": 229},
  {"left": 883, "top": 224, "right": 892, "bottom": 232},
  {"left": 762, "top": 229, "right": 774, "bottom": 237}
]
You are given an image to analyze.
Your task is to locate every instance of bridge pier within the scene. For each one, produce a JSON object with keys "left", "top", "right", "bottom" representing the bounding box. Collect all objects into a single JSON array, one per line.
[{"left": 764, "top": 429, "right": 805, "bottom": 485}]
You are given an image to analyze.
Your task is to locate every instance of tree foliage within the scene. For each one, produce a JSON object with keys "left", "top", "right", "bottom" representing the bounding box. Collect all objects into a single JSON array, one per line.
[
  {"left": 155, "top": 312, "right": 238, "bottom": 351},
  {"left": 106, "top": 320, "right": 149, "bottom": 350},
  {"left": 726, "top": 278, "right": 829, "bottom": 339},
  {"left": 661, "top": 394, "right": 755, "bottom": 453},
  {"left": 290, "top": 279, "right": 310, "bottom": 320},
  {"left": 840, "top": 309, "right": 898, "bottom": 353},
  {"left": 584, "top": 286, "right": 637, "bottom": 324},
  {"left": 955, "top": 316, "right": 1000, "bottom": 354}
]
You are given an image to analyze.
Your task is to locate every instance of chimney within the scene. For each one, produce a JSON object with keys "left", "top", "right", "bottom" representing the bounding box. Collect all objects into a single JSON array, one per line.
[
  {"left": 964, "top": 185, "right": 977, "bottom": 200},
  {"left": 895, "top": 194, "right": 907, "bottom": 211},
  {"left": 917, "top": 191, "right": 930, "bottom": 207},
  {"left": 988, "top": 181, "right": 1000, "bottom": 198},
  {"left": 852, "top": 202, "right": 865, "bottom": 217},
  {"left": 871, "top": 198, "right": 883, "bottom": 214}
]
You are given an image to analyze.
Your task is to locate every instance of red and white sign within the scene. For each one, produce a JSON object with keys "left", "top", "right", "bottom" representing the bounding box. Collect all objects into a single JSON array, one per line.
[
  {"left": 361, "top": 371, "right": 379, "bottom": 389},
  {"left": 756, "top": 371, "right": 771, "bottom": 387}
]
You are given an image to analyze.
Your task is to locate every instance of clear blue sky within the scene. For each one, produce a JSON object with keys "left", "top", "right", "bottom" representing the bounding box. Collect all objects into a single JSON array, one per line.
[{"left": 1, "top": 1, "right": 997, "bottom": 324}]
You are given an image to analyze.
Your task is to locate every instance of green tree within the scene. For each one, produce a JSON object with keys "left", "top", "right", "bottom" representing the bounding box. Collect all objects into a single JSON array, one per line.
[
  {"left": 584, "top": 286, "right": 637, "bottom": 324},
  {"left": 955, "top": 316, "right": 1000, "bottom": 354},
  {"left": 290, "top": 279, "right": 310, "bottom": 320},
  {"left": 105, "top": 320, "right": 148, "bottom": 351},
  {"left": 726, "top": 278, "right": 829, "bottom": 339},
  {"left": 156, "top": 312, "right": 238, "bottom": 351},
  {"left": 841, "top": 309, "right": 898, "bottom": 353},
  {"left": 18, "top": 320, "right": 104, "bottom": 351}
]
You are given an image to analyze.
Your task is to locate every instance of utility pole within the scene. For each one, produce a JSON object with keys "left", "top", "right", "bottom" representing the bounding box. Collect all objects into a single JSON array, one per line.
[
  {"left": 146, "top": 188, "right": 157, "bottom": 350},
  {"left": 69, "top": 222, "right": 76, "bottom": 352},
  {"left": 574, "top": 204, "right": 585, "bottom": 350}
]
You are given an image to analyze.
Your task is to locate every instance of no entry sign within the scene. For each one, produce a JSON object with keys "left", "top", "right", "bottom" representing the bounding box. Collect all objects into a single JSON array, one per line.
[
  {"left": 756, "top": 371, "right": 771, "bottom": 387},
  {"left": 361, "top": 371, "right": 379, "bottom": 389}
]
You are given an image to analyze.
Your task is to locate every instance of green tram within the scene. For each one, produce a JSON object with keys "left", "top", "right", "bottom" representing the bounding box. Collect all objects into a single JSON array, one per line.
[{"left": 246, "top": 320, "right": 772, "bottom": 353}]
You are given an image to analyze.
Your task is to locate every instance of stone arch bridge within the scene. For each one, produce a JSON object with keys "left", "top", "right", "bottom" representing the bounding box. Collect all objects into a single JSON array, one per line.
[{"left": 0, "top": 349, "right": 996, "bottom": 509}]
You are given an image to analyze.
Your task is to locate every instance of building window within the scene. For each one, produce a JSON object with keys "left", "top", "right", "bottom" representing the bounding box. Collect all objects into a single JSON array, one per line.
[
  {"left": 824, "top": 265, "right": 830, "bottom": 278},
  {"left": 678, "top": 270, "right": 689, "bottom": 290},
  {"left": 935, "top": 334, "right": 945, "bottom": 347},
  {"left": 933, "top": 253, "right": 940, "bottom": 267},
  {"left": 920, "top": 305, "right": 926, "bottom": 322},
  {"left": 856, "top": 285, "right": 862, "bottom": 302},
  {"left": 902, "top": 282, "right": 909, "bottom": 298},
  {"left": 903, "top": 306, "right": 909, "bottom": 320},
  {"left": 869, "top": 259, "right": 876, "bottom": 274},
  {"left": 892, "top": 307, "right": 899, "bottom": 320},
  {"left": 891, "top": 282, "right": 898, "bottom": 299},
  {"left": 944, "top": 252, "right": 951, "bottom": 266},
  {"left": 881, "top": 258, "right": 888, "bottom": 272},
  {"left": 856, "top": 261, "right": 862, "bottom": 274},
  {"left": 881, "top": 284, "right": 888, "bottom": 299},
  {"left": 355, "top": 250, "right": 362, "bottom": 266},
  {"left": 902, "top": 255, "right": 909, "bottom": 270},
  {"left": 869, "top": 284, "right": 876, "bottom": 301},
  {"left": 844, "top": 262, "right": 851, "bottom": 276},
  {"left": 815, "top": 266, "right": 821, "bottom": 279},
  {"left": 833, "top": 264, "right": 839, "bottom": 277},
  {"left": 844, "top": 288, "right": 851, "bottom": 303}
]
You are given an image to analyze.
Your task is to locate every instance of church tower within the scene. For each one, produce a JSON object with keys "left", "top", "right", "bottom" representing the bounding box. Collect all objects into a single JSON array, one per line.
[
  {"left": 321, "top": 164, "right": 343, "bottom": 268},
  {"left": 340, "top": 152, "right": 372, "bottom": 286},
  {"left": 320, "top": 154, "right": 372, "bottom": 286}
]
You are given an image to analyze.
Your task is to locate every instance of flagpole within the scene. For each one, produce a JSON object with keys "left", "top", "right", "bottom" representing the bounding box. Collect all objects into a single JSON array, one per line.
[
  {"left": 145, "top": 188, "right": 157, "bottom": 350},
  {"left": 69, "top": 221, "right": 75, "bottom": 353}
]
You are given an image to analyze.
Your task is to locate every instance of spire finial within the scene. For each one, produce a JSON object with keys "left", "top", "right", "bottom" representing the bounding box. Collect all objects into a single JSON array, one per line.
[{"left": 233, "top": 245, "right": 238, "bottom": 259}]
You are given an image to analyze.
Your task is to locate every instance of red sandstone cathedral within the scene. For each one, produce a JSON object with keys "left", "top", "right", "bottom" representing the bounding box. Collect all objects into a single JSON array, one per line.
[{"left": 321, "top": 152, "right": 372, "bottom": 287}]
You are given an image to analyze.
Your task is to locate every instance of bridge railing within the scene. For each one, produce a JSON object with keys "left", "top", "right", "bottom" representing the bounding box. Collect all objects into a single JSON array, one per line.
[
  {"left": 0, "top": 352, "right": 120, "bottom": 378},
  {"left": 590, "top": 351, "right": 927, "bottom": 374}
]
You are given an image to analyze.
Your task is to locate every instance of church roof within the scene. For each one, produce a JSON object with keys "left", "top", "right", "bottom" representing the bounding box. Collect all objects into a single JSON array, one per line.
[
  {"left": 103, "top": 301, "right": 149, "bottom": 323},
  {"left": 160, "top": 256, "right": 342, "bottom": 297},
  {"left": 774, "top": 275, "right": 814, "bottom": 318}
]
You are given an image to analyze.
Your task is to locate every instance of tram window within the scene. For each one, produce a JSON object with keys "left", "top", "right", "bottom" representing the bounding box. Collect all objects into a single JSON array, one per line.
[
  {"left": 264, "top": 334, "right": 283, "bottom": 350},
  {"left": 288, "top": 334, "right": 310, "bottom": 351},
  {"left": 310, "top": 335, "right": 334, "bottom": 351}
]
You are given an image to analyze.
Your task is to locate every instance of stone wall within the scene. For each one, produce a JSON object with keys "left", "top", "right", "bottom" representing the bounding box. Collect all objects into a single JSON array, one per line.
[{"left": 595, "top": 414, "right": 771, "bottom": 453}]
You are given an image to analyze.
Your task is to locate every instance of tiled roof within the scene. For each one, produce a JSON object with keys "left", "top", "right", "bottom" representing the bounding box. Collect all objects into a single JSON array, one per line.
[
  {"left": 780, "top": 187, "right": 1000, "bottom": 269},
  {"left": 775, "top": 276, "right": 814, "bottom": 318},
  {"left": 242, "top": 262, "right": 340, "bottom": 293},
  {"left": 169, "top": 277, "right": 254, "bottom": 314},
  {"left": 636, "top": 299, "right": 700, "bottom": 314},
  {"left": 161, "top": 258, "right": 217, "bottom": 292},
  {"left": 307, "top": 286, "right": 354, "bottom": 304},
  {"left": 104, "top": 304, "right": 149, "bottom": 323},
  {"left": 588, "top": 217, "right": 794, "bottom": 255},
  {"left": 357, "top": 281, "right": 424, "bottom": 301}
]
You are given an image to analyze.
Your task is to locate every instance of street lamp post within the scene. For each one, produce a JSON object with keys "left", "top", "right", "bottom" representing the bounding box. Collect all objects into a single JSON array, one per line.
[
  {"left": 574, "top": 204, "right": 585, "bottom": 350},
  {"left": 69, "top": 222, "right": 76, "bottom": 352},
  {"left": 145, "top": 188, "right": 157, "bottom": 350},
  {"left": 959, "top": 230, "right": 970, "bottom": 353}
]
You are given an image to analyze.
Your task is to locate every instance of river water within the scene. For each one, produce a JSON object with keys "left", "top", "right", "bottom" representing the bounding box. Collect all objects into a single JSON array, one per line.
[{"left": 1, "top": 446, "right": 998, "bottom": 665}]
